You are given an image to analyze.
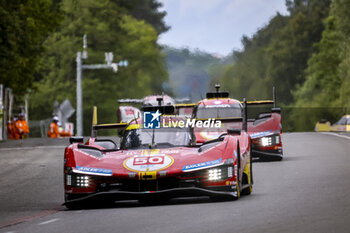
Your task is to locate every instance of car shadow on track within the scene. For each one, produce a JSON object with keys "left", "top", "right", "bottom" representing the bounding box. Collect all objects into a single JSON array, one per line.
[
  {"left": 63, "top": 196, "right": 251, "bottom": 211},
  {"left": 252, "top": 157, "right": 282, "bottom": 163}
]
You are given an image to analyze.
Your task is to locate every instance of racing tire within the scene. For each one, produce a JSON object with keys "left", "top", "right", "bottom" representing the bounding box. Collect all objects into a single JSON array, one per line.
[
  {"left": 241, "top": 146, "right": 253, "bottom": 195},
  {"left": 234, "top": 143, "right": 241, "bottom": 200}
]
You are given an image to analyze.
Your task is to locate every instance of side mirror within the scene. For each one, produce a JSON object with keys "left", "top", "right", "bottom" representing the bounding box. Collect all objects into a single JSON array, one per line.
[
  {"left": 69, "top": 136, "right": 84, "bottom": 144},
  {"left": 227, "top": 128, "right": 241, "bottom": 135}
]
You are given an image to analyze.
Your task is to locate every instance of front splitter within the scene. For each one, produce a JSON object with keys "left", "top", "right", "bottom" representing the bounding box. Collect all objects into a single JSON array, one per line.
[{"left": 64, "top": 187, "right": 238, "bottom": 205}]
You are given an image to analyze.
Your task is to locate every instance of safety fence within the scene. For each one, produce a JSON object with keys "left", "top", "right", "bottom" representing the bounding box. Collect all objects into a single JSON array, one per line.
[{"left": 28, "top": 118, "right": 51, "bottom": 138}]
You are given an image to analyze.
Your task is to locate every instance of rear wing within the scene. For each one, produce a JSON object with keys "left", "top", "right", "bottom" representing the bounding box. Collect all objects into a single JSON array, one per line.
[
  {"left": 91, "top": 106, "right": 129, "bottom": 137},
  {"left": 174, "top": 103, "right": 196, "bottom": 108},
  {"left": 142, "top": 105, "right": 176, "bottom": 114},
  {"left": 242, "top": 86, "right": 278, "bottom": 107},
  {"left": 242, "top": 87, "right": 281, "bottom": 118},
  {"left": 243, "top": 100, "right": 274, "bottom": 105}
]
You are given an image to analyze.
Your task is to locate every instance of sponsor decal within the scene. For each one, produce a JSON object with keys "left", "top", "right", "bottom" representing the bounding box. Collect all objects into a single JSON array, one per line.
[
  {"left": 249, "top": 130, "right": 272, "bottom": 139},
  {"left": 182, "top": 158, "right": 222, "bottom": 172},
  {"left": 123, "top": 154, "right": 174, "bottom": 172},
  {"left": 125, "top": 149, "right": 180, "bottom": 156},
  {"left": 74, "top": 165, "right": 112, "bottom": 176},
  {"left": 143, "top": 110, "right": 161, "bottom": 129}
]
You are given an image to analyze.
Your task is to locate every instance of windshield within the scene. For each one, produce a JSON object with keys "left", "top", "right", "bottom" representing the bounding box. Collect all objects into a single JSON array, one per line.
[
  {"left": 121, "top": 127, "right": 192, "bottom": 149},
  {"left": 196, "top": 104, "right": 242, "bottom": 119}
]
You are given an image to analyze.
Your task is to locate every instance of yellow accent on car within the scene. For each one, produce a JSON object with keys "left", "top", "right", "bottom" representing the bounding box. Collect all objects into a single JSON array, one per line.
[
  {"left": 138, "top": 171, "right": 157, "bottom": 180},
  {"left": 241, "top": 100, "right": 274, "bottom": 105},
  {"left": 126, "top": 124, "right": 140, "bottom": 130},
  {"left": 93, "top": 106, "right": 98, "bottom": 125},
  {"left": 175, "top": 103, "right": 196, "bottom": 107}
]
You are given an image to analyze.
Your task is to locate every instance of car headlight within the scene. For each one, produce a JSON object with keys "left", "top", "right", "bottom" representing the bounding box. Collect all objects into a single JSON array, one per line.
[
  {"left": 66, "top": 174, "right": 90, "bottom": 187},
  {"left": 259, "top": 134, "right": 280, "bottom": 147},
  {"left": 76, "top": 175, "right": 90, "bottom": 187},
  {"left": 261, "top": 137, "right": 272, "bottom": 146},
  {"left": 208, "top": 168, "right": 222, "bottom": 181}
]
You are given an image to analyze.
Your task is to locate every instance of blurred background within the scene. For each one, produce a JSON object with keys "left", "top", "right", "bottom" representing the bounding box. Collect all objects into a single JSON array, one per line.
[{"left": 1, "top": 0, "right": 349, "bottom": 137}]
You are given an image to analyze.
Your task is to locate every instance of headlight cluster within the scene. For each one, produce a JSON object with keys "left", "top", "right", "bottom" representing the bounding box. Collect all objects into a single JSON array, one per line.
[
  {"left": 261, "top": 137, "right": 272, "bottom": 146},
  {"left": 259, "top": 134, "right": 280, "bottom": 147},
  {"left": 66, "top": 174, "right": 90, "bottom": 187},
  {"left": 76, "top": 175, "right": 90, "bottom": 187},
  {"left": 208, "top": 168, "right": 222, "bottom": 181},
  {"left": 208, "top": 166, "right": 233, "bottom": 181}
]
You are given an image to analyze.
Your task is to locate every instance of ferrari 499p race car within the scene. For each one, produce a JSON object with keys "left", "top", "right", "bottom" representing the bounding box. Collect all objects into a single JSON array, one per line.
[
  {"left": 117, "top": 95, "right": 193, "bottom": 123},
  {"left": 64, "top": 106, "right": 253, "bottom": 209},
  {"left": 192, "top": 85, "right": 283, "bottom": 161}
]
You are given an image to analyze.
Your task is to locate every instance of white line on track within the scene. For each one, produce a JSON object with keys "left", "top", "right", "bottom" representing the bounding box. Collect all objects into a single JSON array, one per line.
[
  {"left": 320, "top": 132, "right": 350, "bottom": 140},
  {"left": 38, "top": 218, "right": 60, "bottom": 225},
  {"left": 0, "top": 146, "right": 66, "bottom": 151}
]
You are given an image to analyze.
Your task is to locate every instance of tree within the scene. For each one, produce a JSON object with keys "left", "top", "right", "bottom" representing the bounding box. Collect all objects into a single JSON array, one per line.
[
  {"left": 127, "top": 0, "right": 169, "bottom": 35},
  {"left": 290, "top": 0, "right": 350, "bottom": 130},
  {"left": 218, "top": 13, "right": 288, "bottom": 101},
  {"left": 332, "top": 0, "right": 350, "bottom": 111},
  {"left": 164, "top": 46, "right": 223, "bottom": 101},
  {"left": 29, "top": 0, "right": 168, "bottom": 134},
  {"left": 266, "top": 0, "right": 331, "bottom": 104},
  {"left": 0, "top": 0, "right": 62, "bottom": 95}
]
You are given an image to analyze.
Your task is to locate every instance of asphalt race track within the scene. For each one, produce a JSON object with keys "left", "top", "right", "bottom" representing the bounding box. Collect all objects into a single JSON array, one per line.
[{"left": 0, "top": 133, "right": 350, "bottom": 233}]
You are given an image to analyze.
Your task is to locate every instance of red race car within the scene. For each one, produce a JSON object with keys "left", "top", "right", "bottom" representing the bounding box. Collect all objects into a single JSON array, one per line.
[
  {"left": 64, "top": 106, "right": 253, "bottom": 209},
  {"left": 192, "top": 85, "right": 283, "bottom": 161},
  {"left": 118, "top": 95, "right": 193, "bottom": 119}
]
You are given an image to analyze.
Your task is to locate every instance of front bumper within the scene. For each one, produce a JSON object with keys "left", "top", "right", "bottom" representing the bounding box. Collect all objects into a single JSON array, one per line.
[
  {"left": 252, "top": 149, "right": 283, "bottom": 160},
  {"left": 64, "top": 187, "right": 238, "bottom": 204}
]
